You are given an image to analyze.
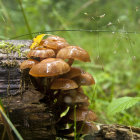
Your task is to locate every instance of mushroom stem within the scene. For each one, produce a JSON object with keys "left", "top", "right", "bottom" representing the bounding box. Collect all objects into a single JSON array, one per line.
[
  {"left": 43, "top": 78, "right": 48, "bottom": 94},
  {"left": 21, "top": 69, "right": 30, "bottom": 90},
  {"left": 67, "top": 59, "right": 74, "bottom": 66},
  {"left": 30, "top": 75, "right": 40, "bottom": 90}
]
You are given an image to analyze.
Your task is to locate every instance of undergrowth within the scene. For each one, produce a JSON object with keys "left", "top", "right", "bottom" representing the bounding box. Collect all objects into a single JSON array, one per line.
[{"left": 68, "top": 33, "right": 140, "bottom": 127}]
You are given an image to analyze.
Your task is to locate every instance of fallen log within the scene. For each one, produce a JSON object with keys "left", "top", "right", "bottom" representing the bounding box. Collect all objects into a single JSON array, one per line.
[
  {"left": 85, "top": 124, "right": 140, "bottom": 140},
  {"left": 0, "top": 40, "right": 139, "bottom": 140},
  {"left": 0, "top": 40, "right": 56, "bottom": 140}
]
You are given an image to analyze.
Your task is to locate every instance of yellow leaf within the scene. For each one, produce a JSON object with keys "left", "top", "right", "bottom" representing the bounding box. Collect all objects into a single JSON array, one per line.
[
  {"left": 0, "top": 105, "right": 4, "bottom": 121},
  {"left": 30, "top": 34, "right": 48, "bottom": 50}
]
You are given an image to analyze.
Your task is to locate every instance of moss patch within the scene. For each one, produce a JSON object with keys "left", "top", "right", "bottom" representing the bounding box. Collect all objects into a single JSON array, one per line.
[
  {"left": 0, "top": 41, "right": 27, "bottom": 67},
  {"left": 0, "top": 41, "right": 24, "bottom": 56}
]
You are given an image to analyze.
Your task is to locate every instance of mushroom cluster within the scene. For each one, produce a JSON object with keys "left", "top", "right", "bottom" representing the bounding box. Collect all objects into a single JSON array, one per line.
[{"left": 20, "top": 35, "right": 97, "bottom": 137}]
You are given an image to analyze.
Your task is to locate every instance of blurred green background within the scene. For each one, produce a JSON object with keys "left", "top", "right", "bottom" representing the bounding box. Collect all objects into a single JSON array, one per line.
[{"left": 0, "top": 0, "right": 140, "bottom": 127}]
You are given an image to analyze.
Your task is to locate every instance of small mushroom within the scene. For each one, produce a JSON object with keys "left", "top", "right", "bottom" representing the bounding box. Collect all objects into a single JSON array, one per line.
[
  {"left": 47, "top": 35, "right": 67, "bottom": 42},
  {"left": 61, "top": 67, "right": 82, "bottom": 79},
  {"left": 63, "top": 89, "right": 89, "bottom": 106},
  {"left": 60, "top": 87, "right": 84, "bottom": 95},
  {"left": 29, "top": 58, "right": 70, "bottom": 77},
  {"left": 20, "top": 59, "right": 39, "bottom": 70},
  {"left": 67, "top": 107, "right": 97, "bottom": 122},
  {"left": 34, "top": 46, "right": 47, "bottom": 50},
  {"left": 77, "top": 87, "right": 84, "bottom": 94},
  {"left": 56, "top": 46, "right": 91, "bottom": 65},
  {"left": 41, "top": 35, "right": 69, "bottom": 51},
  {"left": 51, "top": 78, "right": 78, "bottom": 90},
  {"left": 20, "top": 59, "right": 40, "bottom": 91},
  {"left": 73, "top": 72, "right": 95, "bottom": 86},
  {"left": 27, "top": 49, "right": 55, "bottom": 60}
]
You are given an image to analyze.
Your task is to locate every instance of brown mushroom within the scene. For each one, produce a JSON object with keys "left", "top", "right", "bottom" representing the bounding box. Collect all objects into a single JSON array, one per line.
[
  {"left": 63, "top": 89, "right": 89, "bottom": 106},
  {"left": 34, "top": 46, "right": 48, "bottom": 50},
  {"left": 61, "top": 67, "right": 82, "bottom": 79},
  {"left": 77, "top": 87, "right": 84, "bottom": 94},
  {"left": 20, "top": 59, "right": 40, "bottom": 91},
  {"left": 60, "top": 87, "right": 84, "bottom": 95},
  {"left": 20, "top": 59, "right": 39, "bottom": 70},
  {"left": 47, "top": 35, "right": 66, "bottom": 42},
  {"left": 41, "top": 35, "right": 69, "bottom": 51},
  {"left": 29, "top": 58, "right": 70, "bottom": 77},
  {"left": 67, "top": 107, "right": 97, "bottom": 122},
  {"left": 59, "top": 88, "right": 88, "bottom": 105},
  {"left": 56, "top": 46, "right": 91, "bottom": 65},
  {"left": 73, "top": 72, "right": 95, "bottom": 86},
  {"left": 27, "top": 49, "right": 55, "bottom": 60},
  {"left": 51, "top": 78, "right": 78, "bottom": 90}
]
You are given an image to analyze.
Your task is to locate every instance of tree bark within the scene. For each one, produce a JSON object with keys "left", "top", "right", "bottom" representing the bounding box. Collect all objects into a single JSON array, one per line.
[
  {"left": 0, "top": 40, "right": 140, "bottom": 140},
  {"left": 0, "top": 40, "right": 56, "bottom": 140},
  {"left": 84, "top": 124, "right": 140, "bottom": 140}
]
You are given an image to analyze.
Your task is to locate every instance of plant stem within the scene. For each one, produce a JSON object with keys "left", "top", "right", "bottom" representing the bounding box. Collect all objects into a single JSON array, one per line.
[
  {"left": 17, "top": 0, "right": 33, "bottom": 39},
  {"left": 0, "top": 107, "right": 24, "bottom": 140},
  {"left": 74, "top": 105, "right": 77, "bottom": 140}
]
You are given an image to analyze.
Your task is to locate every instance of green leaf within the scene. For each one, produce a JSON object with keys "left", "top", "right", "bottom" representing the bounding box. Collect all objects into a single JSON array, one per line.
[
  {"left": 107, "top": 97, "right": 140, "bottom": 116},
  {"left": 60, "top": 106, "right": 70, "bottom": 118}
]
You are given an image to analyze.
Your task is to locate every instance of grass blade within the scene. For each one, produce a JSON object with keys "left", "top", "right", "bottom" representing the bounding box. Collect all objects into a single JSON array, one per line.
[
  {"left": 16, "top": 0, "right": 32, "bottom": 39},
  {"left": 74, "top": 105, "right": 77, "bottom": 140},
  {"left": 0, "top": 99, "right": 24, "bottom": 140}
]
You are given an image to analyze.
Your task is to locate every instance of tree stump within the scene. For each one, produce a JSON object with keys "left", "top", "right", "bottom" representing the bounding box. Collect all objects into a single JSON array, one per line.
[{"left": 0, "top": 40, "right": 140, "bottom": 140}]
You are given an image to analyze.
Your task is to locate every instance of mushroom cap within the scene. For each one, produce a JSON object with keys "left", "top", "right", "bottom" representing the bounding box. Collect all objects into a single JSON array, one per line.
[
  {"left": 73, "top": 72, "right": 95, "bottom": 86},
  {"left": 61, "top": 67, "right": 82, "bottom": 79},
  {"left": 68, "top": 108, "right": 97, "bottom": 122},
  {"left": 77, "top": 87, "right": 84, "bottom": 94},
  {"left": 60, "top": 87, "right": 84, "bottom": 95},
  {"left": 63, "top": 89, "right": 89, "bottom": 105},
  {"left": 77, "top": 121, "right": 98, "bottom": 134},
  {"left": 27, "top": 49, "right": 55, "bottom": 59},
  {"left": 34, "top": 46, "right": 47, "bottom": 50},
  {"left": 59, "top": 88, "right": 89, "bottom": 105},
  {"left": 20, "top": 59, "right": 39, "bottom": 70},
  {"left": 51, "top": 78, "right": 78, "bottom": 90},
  {"left": 29, "top": 58, "right": 70, "bottom": 77},
  {"left": 41, "top": 35, "right": 69, "bottom": 50},
  {"left": 56, "top": 46, "right": 91, "bottom": 62},
  {"left": 47, "top": 35, "right": 67, "bottom": 42}
]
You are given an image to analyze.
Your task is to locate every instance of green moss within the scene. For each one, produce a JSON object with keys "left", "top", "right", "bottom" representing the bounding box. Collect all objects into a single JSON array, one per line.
[
  {"left": 0, "top": 41, "right": 26, "bottom": 67},
  {"left": 0, "top": 41, "right": 24, "bottom": 57}
]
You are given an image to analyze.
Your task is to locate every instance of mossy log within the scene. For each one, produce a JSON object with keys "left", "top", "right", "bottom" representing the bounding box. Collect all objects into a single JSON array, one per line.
[
  {"left": 0, "top": 40, "right": 140, "bottom": 140},
  {"left": 0, "top": 40, "right": 56, "bottom": 140}
]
